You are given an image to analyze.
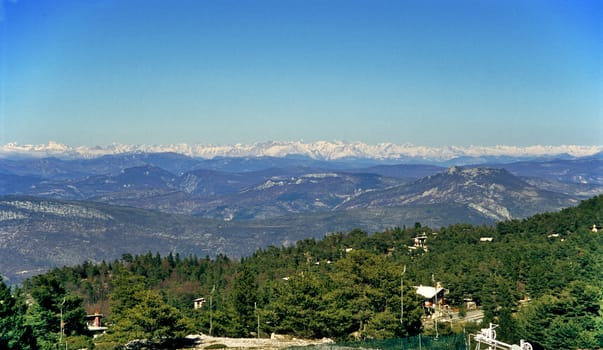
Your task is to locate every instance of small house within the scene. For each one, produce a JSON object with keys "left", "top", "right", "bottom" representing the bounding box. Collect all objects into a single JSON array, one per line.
[
  {"left": 193, "top": 297, "right": 206, "bottom": 309},
  {"left": 414, "top": 284, "right": 447, "bottom": 312},
  {"left": 414, "top": 235, "right": 428, "bottom": 249},
  {"left": 85, "top": 312, "right": 108, "bottom": 334}
]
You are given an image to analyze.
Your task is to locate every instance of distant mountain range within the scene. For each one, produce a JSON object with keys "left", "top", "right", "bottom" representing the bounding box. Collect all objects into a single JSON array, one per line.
[
  {"left": 1, "top": 145, "right": 602, "bottom": 283},
  {"left": 2, "top": 141, "right": 602, "bottom": 162},
  {"left": 1, "top": 152, "right": 600, "bottom": 220}
]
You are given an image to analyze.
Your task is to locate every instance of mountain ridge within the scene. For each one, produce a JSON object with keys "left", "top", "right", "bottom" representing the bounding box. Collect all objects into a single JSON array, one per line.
[
  {"left": 337, "top": 166, "right": 578, "bottom": 221},
  {"left": 3, "top": 141, "right": 602, "bottom": 162},
  {"left": 0, "top": 195, "right": 492, "bottom": 283},
  {"left": 1, "top": 147, "right": 601, "bottom": 283},
  {"left": 0, "top": 152, "right": 599, "bottom": 220}
]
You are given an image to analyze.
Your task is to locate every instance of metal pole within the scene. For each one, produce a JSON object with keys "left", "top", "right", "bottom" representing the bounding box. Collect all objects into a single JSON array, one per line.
[
  {"left": 401, "top": 265, "right": 406, "bottom": 325},
  {"left": 255, "top": 302, "right": 260, "bottom": 339},
  {"left": 59, "top": 297, "right": 65, "bottom": 347},
  {"left": 433, "top": 274, "right": 438, "bottom": 339},
  {"left": 400, "top": 278, "right": 404, "bottom": 324},
  {"left": 209, "top": 284, "right": 215, "bottom": 336},
  {"left": 400, "top": 265, "right": 407, "bottom": 349}
]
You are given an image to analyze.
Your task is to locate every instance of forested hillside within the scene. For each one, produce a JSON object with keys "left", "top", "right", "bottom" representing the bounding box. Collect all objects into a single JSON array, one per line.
[{"left": 1, "top": 196, "right": 602, "bottom": 349}]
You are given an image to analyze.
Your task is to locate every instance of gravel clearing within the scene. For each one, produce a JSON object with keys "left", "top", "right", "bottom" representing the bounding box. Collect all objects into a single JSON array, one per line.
[{"left": 189, "top": 334, "right": 335, "bottom": 349}]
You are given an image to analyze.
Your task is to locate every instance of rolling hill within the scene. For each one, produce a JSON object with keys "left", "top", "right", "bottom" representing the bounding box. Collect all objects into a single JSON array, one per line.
[
  {"left": 0, "top": 195, "right": 493, "bottom": 283},
  {"left": 337, "top": 166, "right": 578, "bottom": 221},
  {"left": 1, "top": 152, "right": 602, "bottom": 283}
]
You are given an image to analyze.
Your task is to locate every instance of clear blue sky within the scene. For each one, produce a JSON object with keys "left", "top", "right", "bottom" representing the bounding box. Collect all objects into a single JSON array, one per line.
[{"left": 1, "top": 0, "right": 601, "bottom": 147}]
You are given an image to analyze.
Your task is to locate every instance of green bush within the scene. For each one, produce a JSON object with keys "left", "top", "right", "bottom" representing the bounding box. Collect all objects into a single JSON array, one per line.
[
  {"left": 93, "top": 342, "right": 121, "bottom": 350},
  {"left": 64, "top": 335, "right": 94, "bottom": 349}
]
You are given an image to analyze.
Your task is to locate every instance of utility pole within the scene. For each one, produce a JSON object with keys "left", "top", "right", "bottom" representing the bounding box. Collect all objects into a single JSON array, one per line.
[
  {"left": 59, "top": 297, "right": 66, "bottom": 348},
  {"left": 400, "top": 265, "right": 406, "bottom": 325},
  {"left": 432, "top": 274, "right": 438, "bottom": 339},
  {"left": 209, "top": 284, "right": 215, "bottom": 336},
  {"left": 255, "top": 302, "right": 260, "bottom": 339}
]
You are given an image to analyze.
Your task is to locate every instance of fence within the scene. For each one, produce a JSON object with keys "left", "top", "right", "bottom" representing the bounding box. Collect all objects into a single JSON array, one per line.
[{"left": 286, "top": 334, "right": 469, "bottom": 350}]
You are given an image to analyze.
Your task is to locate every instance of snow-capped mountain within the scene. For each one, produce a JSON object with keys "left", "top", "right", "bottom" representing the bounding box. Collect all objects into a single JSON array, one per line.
[{"left": 2, "top": 141, "right": 602, "bottom": 162}]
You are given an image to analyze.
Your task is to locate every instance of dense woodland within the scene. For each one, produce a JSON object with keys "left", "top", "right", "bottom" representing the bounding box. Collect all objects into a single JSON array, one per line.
[{"left": 1, "top": 195, "right": 602, "bottom": 349}]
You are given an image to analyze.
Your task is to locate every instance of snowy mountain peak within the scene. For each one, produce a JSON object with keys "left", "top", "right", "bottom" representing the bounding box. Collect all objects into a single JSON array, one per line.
[{"left": 1, "top": 141, "right": 602, "bottom": 162}]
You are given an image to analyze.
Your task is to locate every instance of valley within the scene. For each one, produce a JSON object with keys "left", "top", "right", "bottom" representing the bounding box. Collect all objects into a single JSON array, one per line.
[{"left": 0, "top": 151, "right": 602, "bottom": 283}]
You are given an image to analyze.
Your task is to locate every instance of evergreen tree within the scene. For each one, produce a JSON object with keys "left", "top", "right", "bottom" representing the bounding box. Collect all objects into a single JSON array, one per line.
[
  {"left": 0, "top": 276, "right": 36, "bottom": 350},
  {"left": 266, "top": 271, "right": 327, "bottom": 338},
  {"left": 232, "top": 263, "right": 259, "bottom": 337},
  {"left": 24, "top": 274, "right": 88, "bottom": 348},
  {"left": 110, "top": 289, "right": 189, "bottom": 348},
  {"left": 13, "top": 195, "right": 603, "bottom": 345},
  {"left": 109, "top": 272, "right": 147, "bottom": 321}
]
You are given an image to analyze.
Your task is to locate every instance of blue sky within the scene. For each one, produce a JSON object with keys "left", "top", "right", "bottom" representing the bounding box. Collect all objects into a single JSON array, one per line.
[{"left": 0, "top": 0, "right": 601, "bottom": 147}]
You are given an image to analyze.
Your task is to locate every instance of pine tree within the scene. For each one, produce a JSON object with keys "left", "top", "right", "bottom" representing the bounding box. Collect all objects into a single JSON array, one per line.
[
  {"left": 0, "top": 276, "right": 36, "bottom": 350},
  {"left": 232, "top": 263, "right": 259, "bottom": 337},
  {"left": 110, "top": 290, "right": 188, "bottom": 348}
]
